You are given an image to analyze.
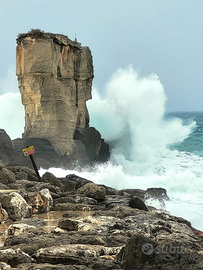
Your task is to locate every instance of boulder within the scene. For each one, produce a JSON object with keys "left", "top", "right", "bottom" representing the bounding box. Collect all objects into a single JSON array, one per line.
[
  {"left": 4, "top": 192, "right": 32, "bottom": 220},
  {"left": 58, "top": 219, "right": 79, "bottom": 231},
  {"left": 7, "top": 166, "right": 39, "bottom": 182},
  {"left": 39, "top": 188, "right": 53, "bottom": 213},
  {"left": 24, "top": 192, "right": 44, "bottom": 214},
  {"left": 77, "top": 183, "right": 106, "bottom": 201},
  {"left": 0, "top": 203, "right": 8, "bottom": 223},
  {"left": 129, "top": 196, "right": 148, "bottom": 211},
  {"left": 54, "top": 194, "right": 97, "bottom": 206},
  {"left": 0, "top": 168, "right": 15, "bottom": 185},
  {"left": 41, "top": 172, "right": 64, "bottom": 190},
  {"left": 64, "top": 174, "right": 92, "bottom": 190},
  {"left": 73, "top": 127, "right": 110, "bottom": 162}
]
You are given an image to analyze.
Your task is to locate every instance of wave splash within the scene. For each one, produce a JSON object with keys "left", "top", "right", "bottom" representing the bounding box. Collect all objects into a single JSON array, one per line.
[{"left": 40, "top": 66, "right": 202, "bottom": 230}]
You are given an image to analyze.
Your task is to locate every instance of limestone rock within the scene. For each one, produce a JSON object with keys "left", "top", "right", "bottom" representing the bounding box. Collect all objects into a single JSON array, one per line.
[
  {"left": 16, "top": 30, "right": 109, "bottom": 165},
  {"left": 7, "top": 223, "right": 37, "bottom": 236},
  {"left": 33, "top": 244, "right": 122, "bottom": 265},
  {"left": 4, "top": 192, "right": 32, "bottom": 220},
  {"left": 0, "top": 129, "right": 14, "bottom": 166},
  {"left": 77, "top": 182, "right": 106, "bottom": 201},
  {"left": 7, "top": 165, "right": 39, "bottom": 182},
  {"left": 0, "top": 262, "right": 11, "bottom": 270},
  {"left": 41, "top": 172, "right": 64, "bottom": 190},
  {"left": 0, "top": 168, "right": 15, "bottom": 185},
  {"left": 39, "top": 188, "right": 53, "bottom": 213},
  {"left": 16, "top": 30, "right": 93, "bottom": 156},
  {"left": 0, "top": 248, "right": 33, "bottom": 267},
  {"left": 0, "top": 203, "right": 8, "bottom": 223},
  {"left": 24, "top": 192, "right": 44, "bottom": 214},
  {"left": 58, "top": 218, "right": 79, "bottom": 231}
]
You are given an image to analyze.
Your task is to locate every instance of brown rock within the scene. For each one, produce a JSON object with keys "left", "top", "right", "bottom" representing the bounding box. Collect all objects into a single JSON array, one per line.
[
  {"left": 16, "top": 30, "right": 93, "bottom": 157},
  {"left": 77, "top": 182, "right": 106, "bottom": 201},
  {"left": 24, "top": 192, "right": 44, "bottom": 214}
]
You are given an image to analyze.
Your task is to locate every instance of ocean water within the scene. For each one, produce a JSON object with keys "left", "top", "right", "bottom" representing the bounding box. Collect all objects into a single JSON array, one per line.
[{"left": 40, "top": 67, "right": 203, "bottom": 231}]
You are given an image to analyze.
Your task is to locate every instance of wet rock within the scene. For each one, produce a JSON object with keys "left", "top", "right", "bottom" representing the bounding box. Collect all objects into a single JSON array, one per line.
[
  {"left": 4, "top": 192, "right": 32, "bottom": 221},
  {"left": 146, "top": 187, "right": 169, "bottom": 200},
  {"left": 74, "top": 127, "right": 110, "bottom": 162},
  {"left": 15, "top": 217, "right": 46, "bottom": 227},
  {"left": 0, "top": 168, "right": 15, "bottom": 185},
  {"left": 129, "top": 196, "right": 148, "bottom": 211},
  {"left": 24, "top": 192, "right": 44, "bottom": 214},
  {"left": 0, "top": 248, "right": 34, "bottom": 267},
  {"left": 77, "top": 183, "right": 106, "bottom": 201},
  {"left": 58, "top": 218, "right": 79, "bottom": 231},
  {"left": 39, "top": 189, "right": 53, "bottom": 213},
  {"left": 120, "top": 189, "right": 145, "bottom": 200},
  {"left": 145, "top": 187, "right": 169, "bottom": 208},
  {"left": 41, "top": 172, "right": 64, "bottom": 190}
]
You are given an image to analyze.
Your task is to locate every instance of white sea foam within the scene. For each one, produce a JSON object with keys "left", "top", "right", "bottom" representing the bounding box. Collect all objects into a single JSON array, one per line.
[{"left": 40, "top": 66, "right": 203, "bottom": 230}]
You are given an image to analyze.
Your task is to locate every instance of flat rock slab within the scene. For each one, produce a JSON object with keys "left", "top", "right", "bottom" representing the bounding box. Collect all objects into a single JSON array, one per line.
[{"left": 34, "top": 244, "right": 123, "bottom": 264}]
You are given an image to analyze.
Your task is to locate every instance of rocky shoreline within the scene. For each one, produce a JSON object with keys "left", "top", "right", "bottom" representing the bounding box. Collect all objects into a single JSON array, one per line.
[{"left": 0, "top": 162, "right": 202, "bottom": 269}]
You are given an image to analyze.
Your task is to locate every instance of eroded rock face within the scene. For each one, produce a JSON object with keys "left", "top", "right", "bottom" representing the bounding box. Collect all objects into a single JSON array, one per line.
[{"left": 16, "top": 30, "right": 93, "bottom": 156}]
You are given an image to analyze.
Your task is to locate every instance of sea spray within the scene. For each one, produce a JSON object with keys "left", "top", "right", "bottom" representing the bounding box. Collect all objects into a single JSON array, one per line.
[
  {"left": 40, "top": 67, "right": 203, "bottom": 230},
  {"left": 87, "top": 66, "right": 195, "bottom": 165}
]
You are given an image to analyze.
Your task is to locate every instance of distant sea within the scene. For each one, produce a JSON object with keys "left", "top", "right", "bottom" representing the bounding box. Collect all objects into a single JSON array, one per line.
[{"left": 40, "top": 111, "right": 203, "bottom": 231}]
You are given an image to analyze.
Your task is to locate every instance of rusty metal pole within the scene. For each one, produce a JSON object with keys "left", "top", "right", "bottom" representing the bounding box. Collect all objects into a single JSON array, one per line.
[{"left": 29, "top": 154, "right": 41, "bottom": 181}]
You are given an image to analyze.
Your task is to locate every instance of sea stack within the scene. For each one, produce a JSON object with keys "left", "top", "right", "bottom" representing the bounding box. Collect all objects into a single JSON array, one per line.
[{"left": 16, "top": 29, "right": 109, "bottom": 165}]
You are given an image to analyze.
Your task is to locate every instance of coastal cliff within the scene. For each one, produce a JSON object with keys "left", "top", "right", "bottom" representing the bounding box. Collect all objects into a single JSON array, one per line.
[{"left": 14, "top": 29, "right": 109, "bottom": 167}]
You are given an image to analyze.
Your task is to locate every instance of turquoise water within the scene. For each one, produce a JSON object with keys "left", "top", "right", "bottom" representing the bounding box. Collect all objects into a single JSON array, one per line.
[{"left": 167, "top": 112, "right": 203, "bottom": 157}]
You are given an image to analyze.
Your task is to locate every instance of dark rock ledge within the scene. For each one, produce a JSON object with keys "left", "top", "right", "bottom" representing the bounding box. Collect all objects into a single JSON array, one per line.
[{"left": 0, "top": 162, "right": 202, "bottom": 269}]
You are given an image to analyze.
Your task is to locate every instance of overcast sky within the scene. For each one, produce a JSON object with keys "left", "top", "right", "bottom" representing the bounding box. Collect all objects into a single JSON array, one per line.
[{"left": 0, "top": 0, "right": 202, "bottom": 112}]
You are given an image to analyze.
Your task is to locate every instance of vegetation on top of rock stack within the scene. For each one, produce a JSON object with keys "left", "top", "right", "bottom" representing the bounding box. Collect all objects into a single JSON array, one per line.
[{"left": 17, "top": 29, "right": 45, "bottom": 43}]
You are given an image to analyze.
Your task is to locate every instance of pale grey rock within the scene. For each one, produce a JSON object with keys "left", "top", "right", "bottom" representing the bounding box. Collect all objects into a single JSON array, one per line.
[
  {"left": 4, "top": 192, "right": 32, "bottom": 220},
  {"left": 39, "top": 188, "right": 53, "bottom": 212}
]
